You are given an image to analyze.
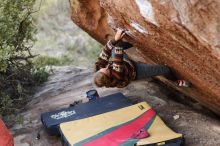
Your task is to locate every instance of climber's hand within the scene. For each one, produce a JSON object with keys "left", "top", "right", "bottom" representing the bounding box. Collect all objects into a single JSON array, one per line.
[{"left": 115, "top": 28, "right": 126, "bottom": 41}]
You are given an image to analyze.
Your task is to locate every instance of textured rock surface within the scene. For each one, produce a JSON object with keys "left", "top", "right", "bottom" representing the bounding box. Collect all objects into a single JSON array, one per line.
[{"left": 69, "top": 0, "right": 220, "bottom": 115}]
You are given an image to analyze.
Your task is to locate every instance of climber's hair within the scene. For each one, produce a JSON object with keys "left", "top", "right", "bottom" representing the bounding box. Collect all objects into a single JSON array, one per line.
[{"left": 94, "top": 71, "right": 112, "bottom": 88}]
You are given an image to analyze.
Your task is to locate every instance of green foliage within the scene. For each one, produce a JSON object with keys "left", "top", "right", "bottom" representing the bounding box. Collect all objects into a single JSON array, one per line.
[
  {"left": 0, "top": 0, "right": 48, "bottom": 116},
  {"left": 88, "top": 42, "right": 103, "bottom": 60},
  {"left": 0, "top": 93, "right": 13, "bottom": 115},
  {"left": 0, "top": 0, "right": 36, "bottom": 69},
  {"left": 33, "top": 55, "right": 74, "bottom": 67},
  {"left": 32, "top": 67, "right": 49, "bottom": 84},
  {"left": 16, "top": 115, "right": 25, "bottom": 125},
  {"left": 67, "top": 45, "right": 76, "bottom": 52},
  {"left": 34, "top": 56, "right": 61, "bottom": 67}
]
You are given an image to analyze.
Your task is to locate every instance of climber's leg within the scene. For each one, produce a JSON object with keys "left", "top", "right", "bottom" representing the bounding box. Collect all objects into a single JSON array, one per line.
[
  {"left": 133, "top": 62, "right": 190, "bottom": 87},
  {"left": 133, "top": 62, "right": 172, "bottom": 80}
]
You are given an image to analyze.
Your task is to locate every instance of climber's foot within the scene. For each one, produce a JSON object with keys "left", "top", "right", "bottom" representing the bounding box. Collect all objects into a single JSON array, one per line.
[{"left": 176, "top": 80, "right": 191, "bottom": 87}]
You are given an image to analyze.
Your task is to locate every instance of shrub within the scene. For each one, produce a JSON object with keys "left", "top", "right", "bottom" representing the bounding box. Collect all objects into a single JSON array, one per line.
[{"left": 0, "top": 0, "right": 48, "bottom": 116}]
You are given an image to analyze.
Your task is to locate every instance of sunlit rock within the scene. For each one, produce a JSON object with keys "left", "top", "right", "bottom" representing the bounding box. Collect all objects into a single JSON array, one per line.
[{"left": 69, "top": 0, "right": 220, "bottom": 115}]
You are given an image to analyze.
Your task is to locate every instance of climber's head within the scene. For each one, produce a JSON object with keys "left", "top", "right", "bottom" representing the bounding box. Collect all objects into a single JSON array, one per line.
[{"left": 94, "top": 68, "right": 112, "bottom": 87}]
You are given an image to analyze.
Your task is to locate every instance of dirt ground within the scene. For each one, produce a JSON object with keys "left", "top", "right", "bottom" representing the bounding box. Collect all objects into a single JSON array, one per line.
[{"left": 11, "top": 67, "right": 220, "bottom": 146}]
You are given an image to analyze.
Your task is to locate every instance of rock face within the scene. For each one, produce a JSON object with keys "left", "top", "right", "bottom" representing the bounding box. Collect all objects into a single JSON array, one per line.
[{"left": 69, "top": 0, "right": 220, "bottom": 115}]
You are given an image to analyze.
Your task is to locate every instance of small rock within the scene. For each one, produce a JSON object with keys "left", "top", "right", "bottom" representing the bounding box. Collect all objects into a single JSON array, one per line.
[
  {"left": 36, "top": 133, "right": 40, "bottom": 140},
  {"left": 173, "top": 114, "right": 180, "bottom": 120}
]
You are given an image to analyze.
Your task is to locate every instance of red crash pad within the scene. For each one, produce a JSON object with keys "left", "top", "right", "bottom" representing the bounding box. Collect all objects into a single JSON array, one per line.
[{"left": 0, "top": 119, "right": 13, "bottom": 146}]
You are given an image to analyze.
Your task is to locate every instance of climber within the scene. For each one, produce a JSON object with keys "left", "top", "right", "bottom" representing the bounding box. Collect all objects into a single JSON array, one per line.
[{"left": 94, "top": 28, "right": 190, "bottom": 88}]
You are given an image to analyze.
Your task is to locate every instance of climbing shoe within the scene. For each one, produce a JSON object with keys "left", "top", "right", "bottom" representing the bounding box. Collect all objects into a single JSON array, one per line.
[{"left": 176, "top": 80, "right": 191, "bottom": 87}]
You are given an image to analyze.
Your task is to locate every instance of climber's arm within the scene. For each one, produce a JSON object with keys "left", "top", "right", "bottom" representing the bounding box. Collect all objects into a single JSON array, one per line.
[
  {"left": 94, "top": 40, "right": 117, "bottom": 72},
  {"left": 108, "top": 29, "right": 127, "bottom": 79},
  {"left": 94, "top": 28, "right": 126, "bottom": 72},
  {"left": 111, "top": 46, "right": 124, "bottom": 80}
]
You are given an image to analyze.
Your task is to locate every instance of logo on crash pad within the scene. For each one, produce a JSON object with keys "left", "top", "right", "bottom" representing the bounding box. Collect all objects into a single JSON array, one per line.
[{"left": 51, "top": 110, "right": 76, "bottom": 120}]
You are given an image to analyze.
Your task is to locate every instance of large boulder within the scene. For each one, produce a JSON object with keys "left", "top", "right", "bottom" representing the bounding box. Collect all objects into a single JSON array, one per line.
[{"left": 69, "top": 0, "right": 220, "bottom": 115}]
